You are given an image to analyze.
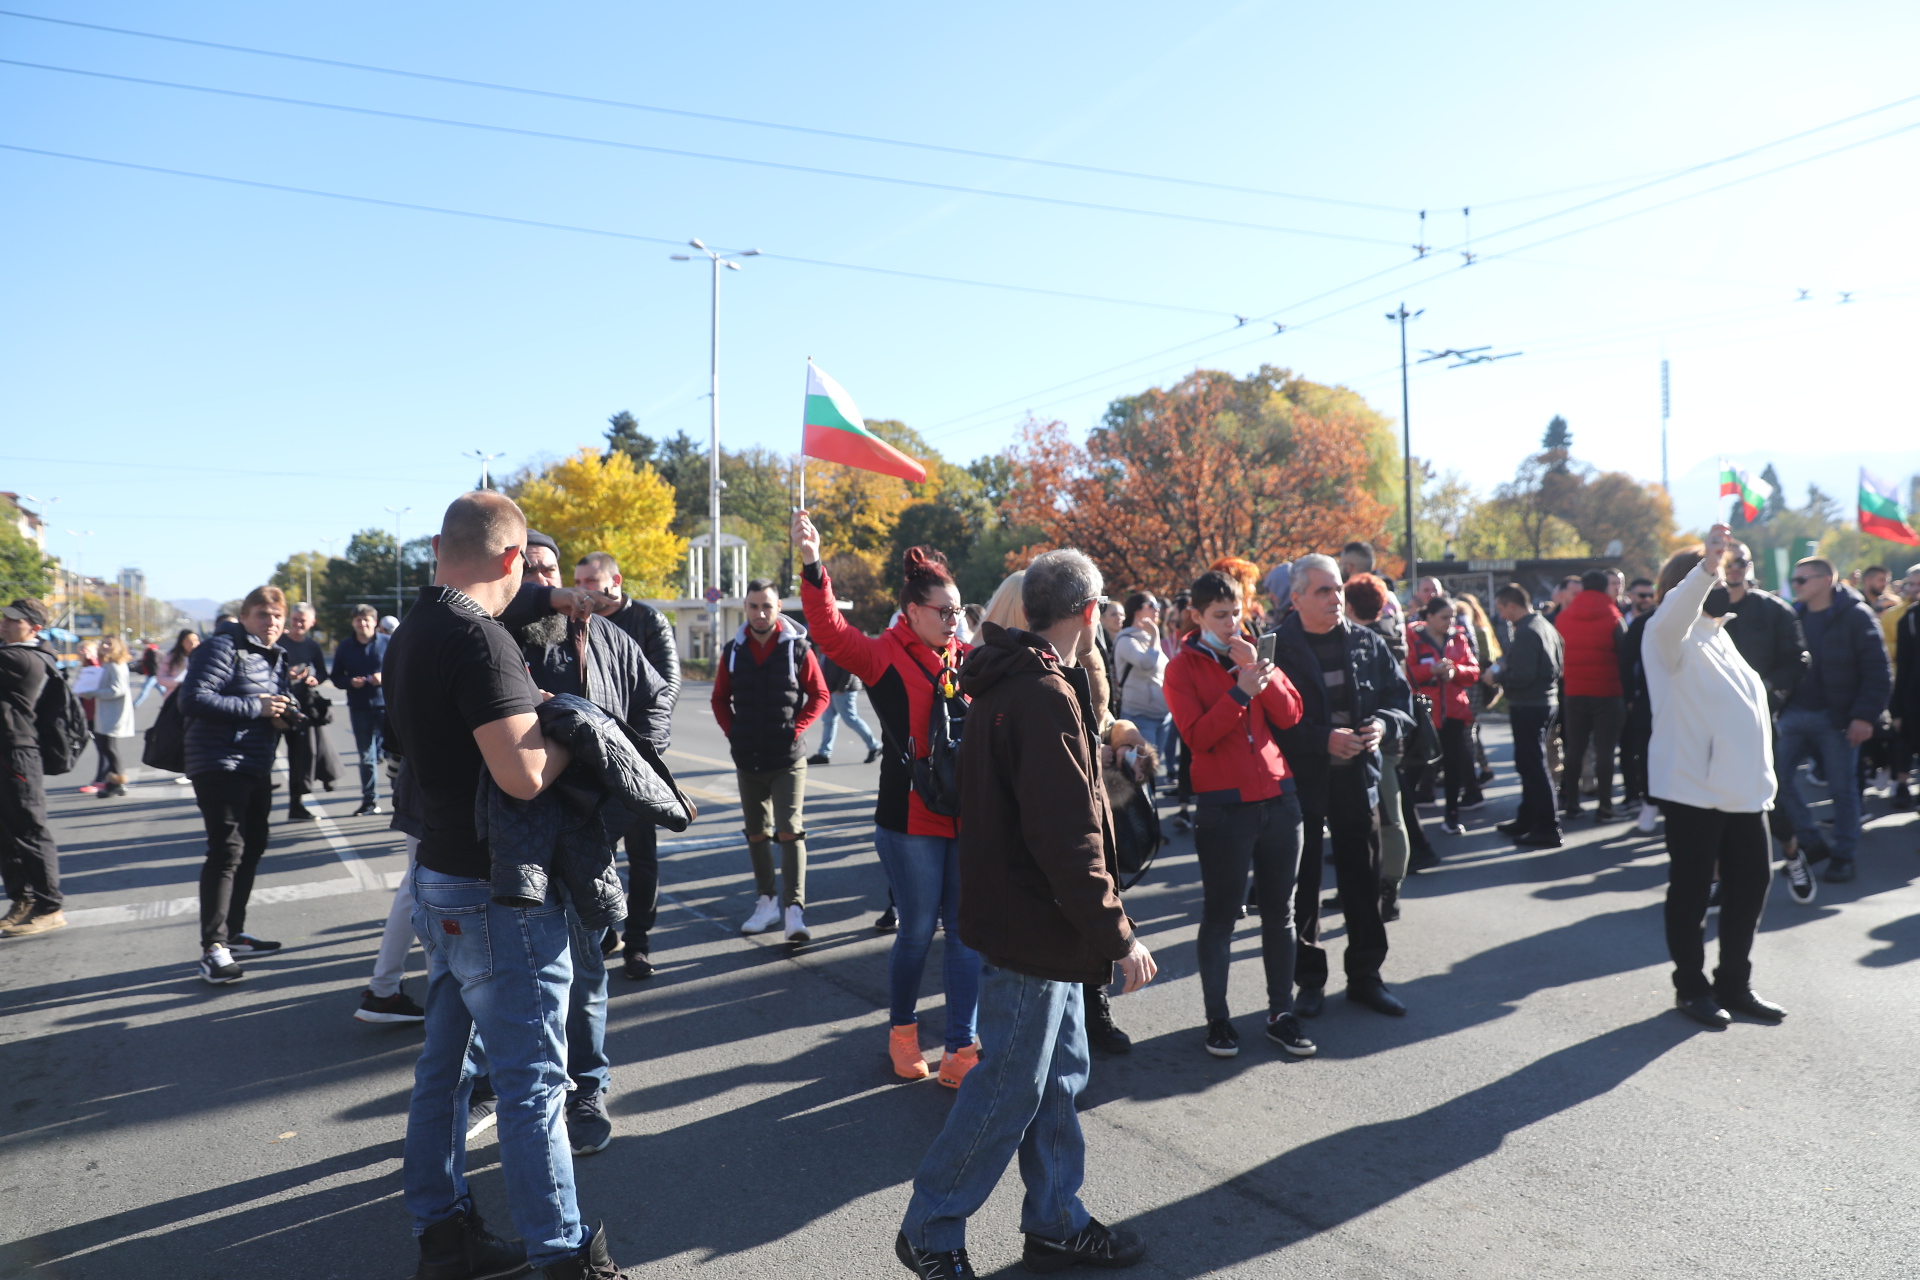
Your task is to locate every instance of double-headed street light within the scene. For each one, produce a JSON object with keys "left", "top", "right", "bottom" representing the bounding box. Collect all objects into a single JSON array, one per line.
[{"left": 670, "top": 239, "right": 759, "bottom": 612}]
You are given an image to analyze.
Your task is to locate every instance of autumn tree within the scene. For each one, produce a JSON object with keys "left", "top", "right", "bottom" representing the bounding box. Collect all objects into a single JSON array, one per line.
[
  {"left": 1004, "top": 368, "right": 1395, "bottom": 598},
  {"left": 0, "top": 522, "right": 55, "bottom": 603},
  {"left": 516, "top": 448, "right": 684, "bottom": 596}
]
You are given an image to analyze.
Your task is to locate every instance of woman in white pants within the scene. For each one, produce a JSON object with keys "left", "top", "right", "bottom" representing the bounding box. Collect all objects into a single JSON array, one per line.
[{"left": 1645, "top": 523, "right": 1788, "bottom": 1028}]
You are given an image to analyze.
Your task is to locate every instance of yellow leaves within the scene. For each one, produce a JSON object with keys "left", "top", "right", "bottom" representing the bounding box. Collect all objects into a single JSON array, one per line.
[{"left": 516, "top": 449, "right": 687, "bottom": 597}]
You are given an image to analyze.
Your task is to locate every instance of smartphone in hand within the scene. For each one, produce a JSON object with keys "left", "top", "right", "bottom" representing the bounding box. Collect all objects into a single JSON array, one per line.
[{"left": 1257, "top": 632, "right": 1277, "bottom": 665}]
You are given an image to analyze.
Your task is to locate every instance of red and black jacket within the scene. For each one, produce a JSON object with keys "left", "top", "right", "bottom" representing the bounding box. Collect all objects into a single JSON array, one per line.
[
  {"left": 801, "top": 562, "right": 967, "bottom": 837},
  {"left": 1163, "top": 632, "right": 1304, "bottom": 808}
]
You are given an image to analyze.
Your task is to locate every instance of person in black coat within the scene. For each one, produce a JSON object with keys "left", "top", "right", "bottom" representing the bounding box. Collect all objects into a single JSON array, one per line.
[
  {"left": 179, "top": 588, "right": 296, "bottom": 982},
  {"left": 1268, "top": 555, "right": 1416, "bottom": 1019},
  {"left": 276, "top": 602, "right": 339, "bottom": 822}
]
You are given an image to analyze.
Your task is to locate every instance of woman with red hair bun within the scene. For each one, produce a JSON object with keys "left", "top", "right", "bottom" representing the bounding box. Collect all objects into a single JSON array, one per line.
[{"left": 792, "top": 509, "right": 982, "bottom": 1089}]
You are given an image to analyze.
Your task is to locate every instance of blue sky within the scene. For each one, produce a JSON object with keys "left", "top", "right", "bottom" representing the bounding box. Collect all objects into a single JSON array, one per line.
[{"left": 4, "top": 1, "right": 1917, "bottom": 602}]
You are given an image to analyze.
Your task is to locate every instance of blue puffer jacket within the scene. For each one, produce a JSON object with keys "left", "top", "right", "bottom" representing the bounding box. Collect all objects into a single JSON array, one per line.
[{"left": 181, "top": 621, "right": 291, "bottom": 778}]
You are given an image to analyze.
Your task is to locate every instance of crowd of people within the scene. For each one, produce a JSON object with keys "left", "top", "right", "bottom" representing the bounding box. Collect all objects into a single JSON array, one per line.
[{"left": 1, "top": 489, "right": 1916, "bottom": 1278}]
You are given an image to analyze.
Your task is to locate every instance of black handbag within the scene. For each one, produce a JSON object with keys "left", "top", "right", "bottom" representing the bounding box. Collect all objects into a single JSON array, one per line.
[
  {"left": 1112, "top": 783, "right": 1162, "bottom": 890},
  {"left": 142, "top": 689, "right": 188, "bottom": 774},
  {"left": 1403, "top": 694, "right": 1443, "bottom": 769}
]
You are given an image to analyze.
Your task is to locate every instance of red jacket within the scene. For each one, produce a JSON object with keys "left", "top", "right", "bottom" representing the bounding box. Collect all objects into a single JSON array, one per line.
[
  {"left": 800, "top": 562, "right": 968, "bottom": 837},
  {"left": 1163, "top": 634, "right": 1304, "bottom": 806},
  {"left": 1408, "top": 624, "right": 1480, "bottom": 726},
  {"left": 1553, "top": 589, "right": 1624, "bottom": 697}
]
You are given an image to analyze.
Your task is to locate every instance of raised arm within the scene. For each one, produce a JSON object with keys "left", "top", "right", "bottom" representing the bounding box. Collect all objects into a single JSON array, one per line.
[{"left": 793, "top": 509, "right": 891, "bottom": 684}]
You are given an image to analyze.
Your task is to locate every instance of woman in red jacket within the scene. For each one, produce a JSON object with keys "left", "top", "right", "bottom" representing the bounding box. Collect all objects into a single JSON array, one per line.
[
  {"left": 792, "top": 509, "right": 981, "bottom": 1088},
  {"left": 1408, "top": 596, "right": 1481, "bottom": 836},
  {"left": 1164, "top": 569, "right": 1314, "bottom": 1061}
]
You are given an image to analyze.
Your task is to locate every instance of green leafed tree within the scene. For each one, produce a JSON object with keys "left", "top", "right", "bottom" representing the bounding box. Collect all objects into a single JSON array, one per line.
[{"left": 0, "top": 523, "right": 55, "bottom": 604}]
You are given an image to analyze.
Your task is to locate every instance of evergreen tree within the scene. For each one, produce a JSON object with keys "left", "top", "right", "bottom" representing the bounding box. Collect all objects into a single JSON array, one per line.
[{"left": 1541, "top": 415, "right": 1573, "bottom": 473}]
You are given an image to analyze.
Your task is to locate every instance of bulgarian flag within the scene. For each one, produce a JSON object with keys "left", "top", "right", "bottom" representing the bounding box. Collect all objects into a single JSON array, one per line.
[
  {"left": 1859, "top": 468, "right": 1919, "bottom": 546},
  {"left": 802, "top": 362, "right": 926, "bottom": 483},
  {"left": 1718, "top": 459, "right": 1773, "bottom": 522}
]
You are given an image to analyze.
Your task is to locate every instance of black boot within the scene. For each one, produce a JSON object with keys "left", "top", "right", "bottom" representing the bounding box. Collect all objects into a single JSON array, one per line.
[
  {"left": 1084, "top": 983, "right": 1132, "bottom": 1054},
  {"left": 1380, "top": 881, "right": 1401, "bottom": 922},
  {"left": 413, "top": 1208, "right": 528, "bottom": 1280},
  {"left": 539, "top": 1222, "right": 621, "bottom": 1279}
]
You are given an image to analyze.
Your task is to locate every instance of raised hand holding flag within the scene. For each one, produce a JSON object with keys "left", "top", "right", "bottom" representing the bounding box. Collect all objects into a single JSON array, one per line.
[{"left": 801, "top": 362, "right": 927, "bottom": 484}]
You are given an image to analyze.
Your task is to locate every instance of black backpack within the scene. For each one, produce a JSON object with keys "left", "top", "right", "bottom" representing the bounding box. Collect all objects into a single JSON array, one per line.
[
  {"left": 34, "top": 657, "right": 91, "bottom": 776},
  {"left": 142, "top": 688, "right": 188, "bottom": 775},
  {"left": 904, "top": 654, "right": 967, "bottom": 818}
]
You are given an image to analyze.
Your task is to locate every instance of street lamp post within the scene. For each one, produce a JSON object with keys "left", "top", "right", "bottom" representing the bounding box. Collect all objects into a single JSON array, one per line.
[
  {"left": 671, "top": 239, "right": 759, "bottom": 615},
  {"left": 1386, "top": 304, "right": 1424, "bottom": 582},
  {"left": 465, "top": 450, "right": 506, "bottom": 491},
  {"left": 384, "top": 507, "right": 412, "bottom": 617}
]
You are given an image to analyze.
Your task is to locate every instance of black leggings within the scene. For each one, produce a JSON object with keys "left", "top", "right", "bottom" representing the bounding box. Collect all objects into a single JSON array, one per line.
[
  {"left": 1660, "top": 800, "right": 1770, "bottom": 999},
  {"left": 1439, "top": 719, "right": 1473, "bottom": 819},
  {"left": 92, "top": 732, "right": 120, "bottom": 781}
]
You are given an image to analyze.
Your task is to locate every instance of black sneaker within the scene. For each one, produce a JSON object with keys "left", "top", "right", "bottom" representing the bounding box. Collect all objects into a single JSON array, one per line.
[
  {"left": 865, "top": 747, "right": 883, "bottom": 764},
  {"left": 807, "top": 752, "right": 831, "bottom": 765},
  {"left": 1408, "top": 845, "right": 1441, "bottom": 872},
  {"left": 1022, "top": 1217, "right": 1145, "bottom": 1273},
  {"left": 198, "top": 947, "right": 244, "bottom": 985},
  {"left": 622, "top": 952, "right": 655, "bottom": 980},
  {"left": 895, "top": 1231, "right": 976, "bottom": 1279},
  {"left": 351, "top": 800, "right": 383, "bottom": 817},
  {"left": 1266, "top": 1012, "right": 1317, "bottom": 1058},
  {"left": 1704, "top": 880, "right": 1722, "bottom": 917},
  {"left": 1085, "top": 987, "right": 1132, "bottom": 1055},
  {"left": 1823, "top": 859, "right": 1857, "bottom": 884},
  {"left": 540, "top": 1221, "right": 621, "bottom": 1280},
  {"left": 286, "top": 805, "right": 317, "bottom": 823},
  {"left": 354, "top": 987, "right": 426, "bottom": 1023},
  {"left": 874, "top": 905, "right": 898, "bottom": 933},
  {"left": 467, "top": 1093, "right": 498, "bottom": 1142},
  {"left": 228, "top": 932, "right": 282, "bottom": 953},
  {"left": 1782, "top": 848, "right": 1817, "bottom": 905},
  {"left": 413, "top": 1207, "right": 527, "bottom": 1280},
  {"left": 1204, "top": 1018, "right": 1239, "bottom": 1058},
  {"left": 566, "top": 1087, "right": 612, "bottom": 1155}
]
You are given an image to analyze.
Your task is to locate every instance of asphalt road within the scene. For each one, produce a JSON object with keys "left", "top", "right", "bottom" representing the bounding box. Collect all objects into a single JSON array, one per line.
[{"left": 3, "top": 688, "right": 1917, "bottom": 1279}]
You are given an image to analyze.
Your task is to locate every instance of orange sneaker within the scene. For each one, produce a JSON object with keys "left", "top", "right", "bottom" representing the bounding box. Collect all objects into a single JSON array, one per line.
[
  {"left": 890, "top": 1024, "right": 930, "bottom": 1080},
  {"left": 936, "top": 1044, "right": 980, "bottom": 1089}
]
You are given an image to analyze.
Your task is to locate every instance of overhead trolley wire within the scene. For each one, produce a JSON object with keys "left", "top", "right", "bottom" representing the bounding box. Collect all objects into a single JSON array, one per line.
[
  {"left": 0, "top": 58, "right": 1413, "bottom": 248},
  {"left": 0, "top": 143, "right": 1240, "bottom": 318},
  {"left": 0, "top": 7, "right": 1415, "bottom": 214}
]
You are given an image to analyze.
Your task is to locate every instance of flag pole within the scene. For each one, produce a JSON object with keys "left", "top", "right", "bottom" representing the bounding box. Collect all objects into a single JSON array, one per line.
[{"left": 798, "top": 358, "right": 810, "bottom": 512}]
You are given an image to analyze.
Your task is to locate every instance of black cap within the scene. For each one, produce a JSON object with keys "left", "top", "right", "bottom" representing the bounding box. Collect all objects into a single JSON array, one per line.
[
  {"left": 3, "top": 598, "right": 49, "bottom": 628},
  {"left": 526, "top": 530, "right": 560, "bottom": 560}
]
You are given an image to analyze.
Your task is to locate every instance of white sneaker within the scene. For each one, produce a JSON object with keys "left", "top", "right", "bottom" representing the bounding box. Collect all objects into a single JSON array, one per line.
[
  {"left": 740, "top": 895, "right": 782, "bottom": 935},
  {"left": 784, "top": 904, "right": 811, "bottom": 943},
  {"left": 1636, "top": 802, "right": 1659, "bottom": 834}
]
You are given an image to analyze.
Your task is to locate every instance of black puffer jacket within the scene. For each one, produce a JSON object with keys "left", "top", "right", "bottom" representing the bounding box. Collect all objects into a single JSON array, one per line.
[
  {"left": 477, "top": 694, "right": 693, "bottom": 927},
  {"left": 181, "top": 621, "right": 291, "bottom": 778},
  {"left": 513, "top": 613, "right": 673, "bottom": 750}
]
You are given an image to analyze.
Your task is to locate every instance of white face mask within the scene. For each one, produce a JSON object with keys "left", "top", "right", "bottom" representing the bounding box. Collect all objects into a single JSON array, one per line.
[{"left": 1199, "top": 629, "right": 1232, "bottom": 654}]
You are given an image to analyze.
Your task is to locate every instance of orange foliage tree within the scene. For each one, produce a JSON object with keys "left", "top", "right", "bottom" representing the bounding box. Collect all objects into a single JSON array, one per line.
[{"left": 1004, "top": 370, "right": 1395, "bottom": 597}]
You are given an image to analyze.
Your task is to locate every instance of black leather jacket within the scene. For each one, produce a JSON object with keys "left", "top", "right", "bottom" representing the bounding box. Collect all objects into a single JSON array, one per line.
[
  {"left": 1268, "top": 613, "right": 1414, "bottom": 802},
  {"left": 1722, "top": 586, "right": 1808, "bottom": 713},
  {"left": 477, "top": 695, "right": 692, "bottom": 928}
]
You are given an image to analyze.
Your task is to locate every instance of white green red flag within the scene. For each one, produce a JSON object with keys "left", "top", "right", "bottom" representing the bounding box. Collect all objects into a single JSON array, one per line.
[
  {"left": 1717, "top": 459, "right": 1773, "bottom": 522},
  {"left": 802, "top": 363, "right": 926, "bottom": 483},
  {"left": 1859, "top": 468, "right": 1919, "bottom": 546}
]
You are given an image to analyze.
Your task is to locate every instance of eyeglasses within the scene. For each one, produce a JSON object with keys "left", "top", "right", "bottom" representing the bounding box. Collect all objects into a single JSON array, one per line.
[
  {"left": 1079, "top": 595, "right": 1111, "bottom": 611},
  {"left": 914, "top": 604, "right": 964, "bottom": 621},
  {"left": 1728, "top": 556, "right": 1750, "bottom": 567}
]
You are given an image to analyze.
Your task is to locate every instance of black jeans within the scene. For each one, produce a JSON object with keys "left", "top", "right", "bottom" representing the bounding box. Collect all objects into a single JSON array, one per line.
[
  {"left": 1561, "top": 695, "right": 1625, "bottom": 812},
  {"left": 1509, "top": 704, "right": 1560, "bottom": 837},
  {"left": 1398, "top": 757, "right": 1433, "bottom": 854},
  {"left": 1438, "top": 718, "right": 1473, "bottom": 820},
  {"left": 1659, "top": 800, "right": 1770, "bottom": 999},
  {"left": 1, "top": 747, "right": 61, "bottom": 909},
  {"left": 1194, "top": 794, "right": 1303, "bottom": 1019},
  {"left": 1618, "top": 701, "right": 1651, "bottom": 804},
  {"left": 622, "top": 822, "right": 659, "bottom": 955},
  {"left": 1295, "top": 767, "right": 1387, "bottom": 989},
  {"left": 192, "top": 769, "right": 272, "bottom": 948}
]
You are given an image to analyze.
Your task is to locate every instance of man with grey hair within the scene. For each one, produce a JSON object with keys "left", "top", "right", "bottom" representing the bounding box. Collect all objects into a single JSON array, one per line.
[
  {"left": 1270, "top": 552, "right": 1416, "bottom": 1018},
  {"left": 896, "top": 546, "right": 1156, "bottom": 1277},
  {"left": 276, "top": 600, "right": 336, "bottom": 823}
]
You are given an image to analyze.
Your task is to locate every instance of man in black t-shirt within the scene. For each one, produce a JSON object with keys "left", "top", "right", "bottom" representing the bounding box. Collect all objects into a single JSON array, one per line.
[{"left": 387, "top": 491, "right": 628, "bottom": 1280}]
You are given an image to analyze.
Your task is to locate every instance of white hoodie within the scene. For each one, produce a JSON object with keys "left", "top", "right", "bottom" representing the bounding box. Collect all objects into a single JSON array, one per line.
[{"left": 1645, "top": 562, "right": 1775, "bottom": 813}]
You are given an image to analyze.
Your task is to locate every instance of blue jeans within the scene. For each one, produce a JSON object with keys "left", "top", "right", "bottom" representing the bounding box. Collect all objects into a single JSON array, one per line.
[
  {"left": 133, "top": 675, "right": 160, "bottom": 707},
  {"left": 349, "top": 704, "right": 383, "bottom": 804},
  {"left": 1775, "top": 706, "right": 1863, "bottom": 863},
  {"left": 403, "top": 868, "right": 585, "bottom": 1267},
  {"left": 873, "top": 827, "right": 980, "bottom": 1052},
  {"left": 565, "top": 907, "right": 610, "bottom": 1096},
  {"left": 901, "top": 965, "right": 1092, "bottom": 1251},
  {"left": 818, "top": 689, "right": 881, "bottom": 758}
]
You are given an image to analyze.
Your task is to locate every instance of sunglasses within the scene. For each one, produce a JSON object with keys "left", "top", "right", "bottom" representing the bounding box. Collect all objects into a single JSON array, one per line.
[
  {"left": 1789, "top": 575, "right": 1824, "bottom": 587},
  {"left": 1728, "top": 556, "right": 1750, "bottom": 567}
]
